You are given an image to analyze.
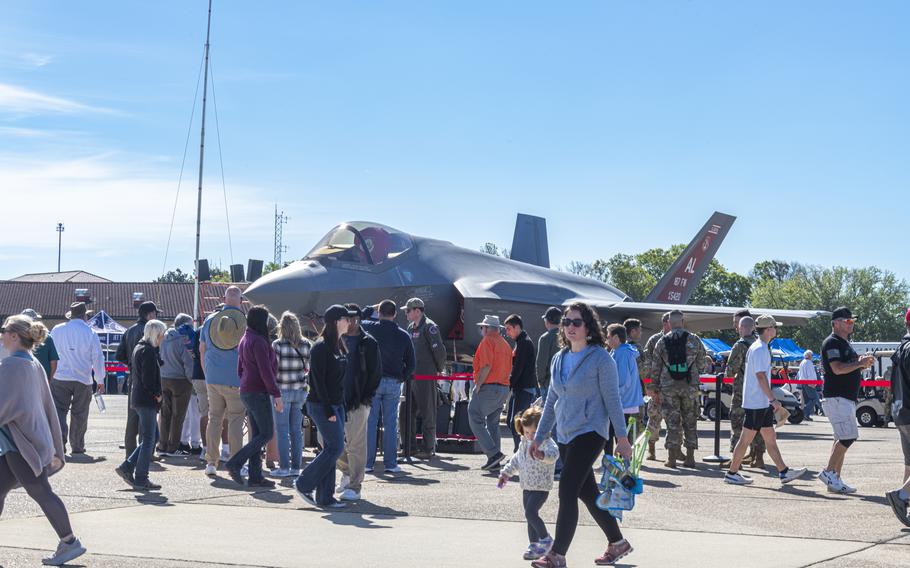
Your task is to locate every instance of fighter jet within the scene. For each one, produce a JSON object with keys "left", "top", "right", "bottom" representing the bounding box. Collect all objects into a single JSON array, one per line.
[{"left": 244, "top": 212, "right": 825, "bottom": 358}]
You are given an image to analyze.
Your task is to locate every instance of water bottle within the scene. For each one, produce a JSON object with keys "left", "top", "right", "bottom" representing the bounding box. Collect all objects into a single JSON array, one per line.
[{"left": 93, "top": 393, "right": 106, "bottom": 413}]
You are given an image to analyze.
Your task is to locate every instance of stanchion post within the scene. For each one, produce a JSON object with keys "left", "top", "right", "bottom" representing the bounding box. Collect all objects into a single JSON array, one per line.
[{"left": 703, "top": 373, "right": 729, "bottom": 465}]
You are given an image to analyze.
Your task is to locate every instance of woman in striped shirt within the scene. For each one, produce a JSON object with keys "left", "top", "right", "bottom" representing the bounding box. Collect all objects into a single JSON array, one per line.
[{"left": 270, "top": 312, "right": 311, "bottom": 477}]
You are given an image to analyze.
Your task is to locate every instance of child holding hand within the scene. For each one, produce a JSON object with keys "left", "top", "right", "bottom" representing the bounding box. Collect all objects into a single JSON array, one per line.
[{"left": 499, "top": 406, "right": 560, "bottom": 560}]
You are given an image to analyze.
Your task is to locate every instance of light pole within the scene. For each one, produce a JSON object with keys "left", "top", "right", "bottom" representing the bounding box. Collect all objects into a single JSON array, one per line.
[{"left": 56, "top": 222, "right": 65, "bottom": 272}]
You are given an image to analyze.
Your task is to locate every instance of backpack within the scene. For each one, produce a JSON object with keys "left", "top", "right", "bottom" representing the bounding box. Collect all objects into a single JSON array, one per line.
[{"left": 664, "top": 331, "right": 691, "bottom": 381}]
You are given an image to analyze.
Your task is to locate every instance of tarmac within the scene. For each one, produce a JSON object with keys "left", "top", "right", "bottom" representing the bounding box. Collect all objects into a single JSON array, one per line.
[{"left": 1, "top": 396, "right": 908, "bottom": 568}]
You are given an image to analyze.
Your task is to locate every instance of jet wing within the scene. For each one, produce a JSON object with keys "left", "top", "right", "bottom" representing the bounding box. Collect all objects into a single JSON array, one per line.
[{"left": 594, "top": 301, "right": 829, "bottom": 333}]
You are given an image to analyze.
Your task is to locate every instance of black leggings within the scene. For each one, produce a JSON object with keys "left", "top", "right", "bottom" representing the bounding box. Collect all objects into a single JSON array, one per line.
[
  {"left": 0, "top": 452, "right": 73, "bottom": 539},
  {"left": 553, "top": 431, "right": 622, "bottom": 556}
]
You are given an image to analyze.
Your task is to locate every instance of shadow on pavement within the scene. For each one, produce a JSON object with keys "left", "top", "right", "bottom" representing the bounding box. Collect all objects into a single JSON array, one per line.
[
  {"left": 66, "top": 454, "right": 107, "bottom": 464},
  {"left": 321, "top": 500, "right": 408, "bottom": 528},
  {"left": 251, "top": 490, "right": 293, "bottom": 505}
]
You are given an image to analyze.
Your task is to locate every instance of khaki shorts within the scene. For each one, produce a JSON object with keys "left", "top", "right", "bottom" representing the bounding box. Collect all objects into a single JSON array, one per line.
[
  {"left": 822, "top": 397, "right": 859, "bottom": 441},
  {"left": 192, "top": 379, "right": 209, "bottom": 416}
]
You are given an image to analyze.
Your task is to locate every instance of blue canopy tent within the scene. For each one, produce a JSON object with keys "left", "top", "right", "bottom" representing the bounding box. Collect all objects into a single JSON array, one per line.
[
  {"left": 702, "top": 338, "right": 732, "bottom": 361},
  {"left": 770, "top": 338, "right": 814, "bottom": 362}
]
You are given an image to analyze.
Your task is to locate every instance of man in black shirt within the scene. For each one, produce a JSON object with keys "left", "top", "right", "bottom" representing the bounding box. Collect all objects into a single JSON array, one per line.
[
  {"left": 818, "top": 307, "right": 874, "bottom": 494},
  {"left": 504, "top": 314, "right": 537, "bottom": 453},
  {"left": 885, "top": 308, "right": 910, "bottom": 526}
]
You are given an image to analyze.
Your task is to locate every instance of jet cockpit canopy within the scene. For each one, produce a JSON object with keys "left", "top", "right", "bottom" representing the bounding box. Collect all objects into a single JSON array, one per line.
[{"left": 304, "top": 222, "right": 413, "bottom": 265}]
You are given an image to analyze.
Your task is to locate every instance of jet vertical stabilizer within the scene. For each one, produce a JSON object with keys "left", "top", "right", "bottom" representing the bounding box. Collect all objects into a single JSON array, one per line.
[
  {"left": 510, "top": 213, "right": 549, "bottom": 268},
  {"left": 643, "top": 211, "right": 736, "bottom": 304}
]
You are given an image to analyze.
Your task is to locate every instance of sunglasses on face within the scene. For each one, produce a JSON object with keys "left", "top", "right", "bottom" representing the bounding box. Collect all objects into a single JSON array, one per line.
[
  {"left": 838, "top": 318, "right": 856, "bottom": 325},
  {"left": 0, "top": 327, "right": 6, "bottom": 334},
  {"left": 561, "top": 318, "right": 585, "bottom": 328}
]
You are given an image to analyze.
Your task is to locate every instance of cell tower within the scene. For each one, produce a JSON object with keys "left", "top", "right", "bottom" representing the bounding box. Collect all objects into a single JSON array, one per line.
[{"left": 274, "top": 205, "right": 288, "bottom": 266}]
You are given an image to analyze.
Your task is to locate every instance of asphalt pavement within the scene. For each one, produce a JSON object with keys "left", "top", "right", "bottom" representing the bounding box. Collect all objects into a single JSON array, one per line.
[{"left": 1, "top": 396, "right": 908, "bottom": 567}]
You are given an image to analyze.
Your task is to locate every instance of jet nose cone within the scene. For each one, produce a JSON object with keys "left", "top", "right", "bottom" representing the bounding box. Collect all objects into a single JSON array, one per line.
[{"left": 244, "top": 261, "right": 322, "bottom": 315}]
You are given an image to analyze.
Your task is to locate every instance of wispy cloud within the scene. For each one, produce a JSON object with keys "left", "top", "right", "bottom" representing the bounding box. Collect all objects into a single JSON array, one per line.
[
  {"left": 20, "top": 52, "right": 53, "bottom": 67},
  {"left": 0, "top": 83, "right": 114, "bottom": 116}
]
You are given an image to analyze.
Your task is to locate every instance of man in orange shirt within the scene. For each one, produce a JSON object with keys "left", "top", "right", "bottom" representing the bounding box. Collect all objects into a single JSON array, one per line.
[{"left": 469, "top": 315, "right": 514, "bottom": 471}]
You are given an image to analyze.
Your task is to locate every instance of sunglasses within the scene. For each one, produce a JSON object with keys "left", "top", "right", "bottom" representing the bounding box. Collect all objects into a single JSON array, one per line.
[
  {"left": 0, "top": 327, "right": 5, "bottom": 334},
  {"left": 838, "top": 318, "right": 856, "bottom": 325},
  {"left": 561, "top": 318, "right": 585, "bottom": 328}
]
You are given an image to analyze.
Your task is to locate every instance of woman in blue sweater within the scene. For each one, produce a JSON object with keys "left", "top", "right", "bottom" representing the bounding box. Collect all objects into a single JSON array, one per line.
[{"left": 530, "top": 303, "right": 634, "bottom": 567}]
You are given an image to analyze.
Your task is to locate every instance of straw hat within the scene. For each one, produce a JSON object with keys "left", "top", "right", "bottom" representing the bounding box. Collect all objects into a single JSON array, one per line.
[{"left": 209, "top": 309, "right": 246, "bottom": 350}]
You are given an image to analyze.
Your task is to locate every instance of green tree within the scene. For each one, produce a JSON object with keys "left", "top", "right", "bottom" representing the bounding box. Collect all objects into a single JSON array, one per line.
[
  {"left": 750, "top": 260, "right": 792, "bottom": 283},
  {"left": 751, "top": 264, "right": 910, "bottom": 350},
  {"left": 208, "top": 266, "right": 231, "bottom": 283},
  {"left": 480, "top": 243, "right": 510, "bottom": 258},
  {"left": 156, "top": 268, "right": 193, "bottom": 283}
]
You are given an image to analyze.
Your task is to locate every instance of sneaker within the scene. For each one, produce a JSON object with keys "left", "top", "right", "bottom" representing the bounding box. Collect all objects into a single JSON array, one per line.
[
  {"left": 132, "top": 479, "right": 162, "bottom": 491},
  {"left": 886, "top": 491, "right": 910, "bottom": 527},
  {"left": 42, "top": 537, "right": 86, "bottom": 566},
  {"left": 248, "top": 478, "right": 276, "bottom": 488},
  {"left": 481, "top": 452, "right": 505, "bottom": 471},
  {"left": 817, "top": 469, "right": 837, "bottom": 488},
  {"left": 336, "top": 474, "right": 351, "bottom": 493},
  {"left": 172, "top": 449, "right": 191, "bottom": 457},
  {"left": 114, "top": 465, "right": 134, "bottom": 486},
  {"left": 835, "top": 479, "right": 857, "bottom": 494},
  {"left": 227, "top": 467, "right": 246, "bottom": 486},
  {"left": 780, "top": 467, "right": 808, "bottom": 485},
  {"left": 595, "top": 539, "right": 633, "bottom": 565},
  {"left": 295, "top": 484, "right": 318, "bottom": 507},
  {"left": 240, "top": 465, "right": 249, "bottom": 478},
  {"left": 385, "top": 465, "right": 402, "bottom": 474},
  {"left": 289, "top": 468, "right": 302, "bottom": 476},
  {"left": 270, "top": 468, "right": 291, "bottom": 478},
  {"left": 538, "top": 536, "right": 553, "bottom": 551},
  {"left": 531, "top": 551, "right": 567, "bottom": 568},
  {"left": 414, "top": 450, "right": 436, "bottom": 460},
  {"left": 724, "top": 471, "right": 753, "bottom": 485},
  {"left": 220, "top": 447, "right": 231, "bottom": 461},
  {"left": 339, "top": 488, "right": 361, "bottom": 501},
  {"left": 523, "top": 542, "right": 548, "bottom": 560},
  {"left": 204, "top": 464, "right": 217, "bottom": 477},
  {"left": 323, "top": 500, "right": 347, "bottom": 510},
  {"left": 365, "top": 466, "right": 374, "bottom": 474}
]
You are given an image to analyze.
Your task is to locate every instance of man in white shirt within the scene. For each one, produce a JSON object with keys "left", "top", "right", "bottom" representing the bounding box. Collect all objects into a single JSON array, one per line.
[
  {"left": 49, "top": 302, "right": 106, "bottom": 454},
  {"left": 724, "top": 315, "right": 808, "bottom": 486},
  {"left": 798, "top": 350, "right": 820, "bottom": 421}
]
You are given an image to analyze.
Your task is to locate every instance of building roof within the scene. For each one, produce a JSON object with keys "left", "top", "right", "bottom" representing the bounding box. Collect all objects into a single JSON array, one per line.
[
  {"left": 0, "top": 281, "right": 248, "bottom": 322},
  {"left": 9, "top": 271, "right": 112, "bottom": 283}
]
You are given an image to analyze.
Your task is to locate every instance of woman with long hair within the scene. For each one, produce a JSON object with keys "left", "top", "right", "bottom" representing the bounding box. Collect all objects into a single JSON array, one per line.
[
  {"left": 271, "top": 311, "right": 311, "bottom": 477},
  {"left": 294, "top": 304, "right": 356, "bottom": 509},
  {"left": 0, "top": 315, "right": 86, "bottom": 566},
  {"left": 115, "top": 319, "right": 167, "bottom": 491},
  {"left": 530, "top": 303, "right": 634, "bottom": 567},
  {"left": 225, "top": 306, "right": 283, "bottom": 488}
]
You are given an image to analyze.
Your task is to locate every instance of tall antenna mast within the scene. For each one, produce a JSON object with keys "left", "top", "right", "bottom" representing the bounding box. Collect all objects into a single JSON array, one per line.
[
  {"left": 193, "top": 0, "right": 213, "bottom": 326},
  {"left": 274, "top": 204, "right": 288, "bottom": 266}
]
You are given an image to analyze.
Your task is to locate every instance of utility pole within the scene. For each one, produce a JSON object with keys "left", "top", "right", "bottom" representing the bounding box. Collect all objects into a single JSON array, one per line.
[
  {"left": 274, "top": 204, "right": 288, "bottom": 266},
  {"left": 192, "top": 0, "right": 213, "bottom": 326},
  {"left": 56, "top": 222, "right": 65, "bottom": 272}
]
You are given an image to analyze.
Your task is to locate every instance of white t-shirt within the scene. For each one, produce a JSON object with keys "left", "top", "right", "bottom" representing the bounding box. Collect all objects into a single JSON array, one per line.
[
  {"left": 797, "top": 359, "right": 817, "bottom": 381},
  {"left": 743, "top": 339, "right": 773, "bottom": 410}
]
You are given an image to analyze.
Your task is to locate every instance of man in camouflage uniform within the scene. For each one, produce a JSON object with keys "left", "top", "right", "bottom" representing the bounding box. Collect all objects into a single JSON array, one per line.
[
  {"left": 403, "top": 297, "right": 447, "bottom": 460},
  {"left": 728, "top": 314, "right": 766, "bottom": 466},
  {"left": 650, "top": 310, "right": 706, "bottom": 468},
  {"left": 642, "top": 313, "right": 671, "bottom": 461}
]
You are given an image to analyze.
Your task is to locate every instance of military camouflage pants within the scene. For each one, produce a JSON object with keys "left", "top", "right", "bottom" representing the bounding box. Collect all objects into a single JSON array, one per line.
[
  {"left": 646, "top": 384, "right": 664, "bottom": 441},
  {"left": 730, "top": 377, "right": 765, "bottom": 454},
  {"left": 660, "top": 382, "right": 699, "bottom": 451}
]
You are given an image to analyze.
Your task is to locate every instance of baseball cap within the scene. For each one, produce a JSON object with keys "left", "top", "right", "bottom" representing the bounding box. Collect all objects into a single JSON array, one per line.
[
  {"left": 831, "top": 307, "right": 854, "bottom": 321},
  {"left": 754, "top": 314, "right": 782, "bottom": 329},
  {"left": 323, "top": 304, "right": 359, "bottom": 322},
  {"left": 402, "top": 298, "right": 425, "bottom": 310},
  {"left": 542, "top": 306, "right": 562, "bottom": 324},
  {"left": 20, "top": 308, "right": 42, "bottom": 320}
]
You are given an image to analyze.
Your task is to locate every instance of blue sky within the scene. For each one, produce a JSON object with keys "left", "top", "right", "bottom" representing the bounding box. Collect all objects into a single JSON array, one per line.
[{"left": 1, "top": 1, "right": 907, "bottom": 284}]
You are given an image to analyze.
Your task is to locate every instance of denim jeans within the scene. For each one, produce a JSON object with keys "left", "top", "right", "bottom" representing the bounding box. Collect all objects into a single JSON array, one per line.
[
  {"left": 296, "top": 402, "right": 345, "bottom": 506},
  {"left": 802, "top": 385, "right": 819, "bottom": 417},
  {"left": 226, "top": 392, "right": 275, "bottom": 483},
  {"left": 121, "top": 406, "right": 158, "bottom": 483},
  {"left": 274, "top": 388, "right": 307, "bottom": 471},
  {"left": 468, "top": 383, "right": 510, "bottom": 458},
  {"left": 507, "top": 387, "right": 539, "bottom": 453},
  {"left": 367, "top": 377, "right": 402, "bottom": 470}
]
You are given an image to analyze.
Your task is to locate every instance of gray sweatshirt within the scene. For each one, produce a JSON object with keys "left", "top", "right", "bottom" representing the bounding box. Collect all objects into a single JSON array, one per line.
[{"left": 159, "top": 328, "right": 194, "bottom": 380}]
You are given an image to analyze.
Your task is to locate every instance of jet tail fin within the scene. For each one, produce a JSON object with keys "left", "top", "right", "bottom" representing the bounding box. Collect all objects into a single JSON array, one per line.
[
  {"left": 644, "top": 211, "right": 736, "bottom": 304},
  {"left": 510, "top": 213, "right": 550, "bottom": 268}
]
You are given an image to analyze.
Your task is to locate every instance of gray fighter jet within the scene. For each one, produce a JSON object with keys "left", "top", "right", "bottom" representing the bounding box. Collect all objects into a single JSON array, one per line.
[{"left": 244, "top": 212, "right": 825, "bottom": 358}]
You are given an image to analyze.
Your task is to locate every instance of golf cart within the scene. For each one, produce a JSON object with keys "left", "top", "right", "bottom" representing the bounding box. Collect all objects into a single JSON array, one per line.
[
  {"left": 854, "top": 350, "right": 894, "bottom": 428},
  {"left": 700, "top": 374, "right": 804, "bottom": 424}
]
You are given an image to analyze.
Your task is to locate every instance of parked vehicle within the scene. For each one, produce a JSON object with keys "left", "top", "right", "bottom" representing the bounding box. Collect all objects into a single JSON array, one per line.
[{"left": 700, "top": 377, "right": 804, "bottom": 424}]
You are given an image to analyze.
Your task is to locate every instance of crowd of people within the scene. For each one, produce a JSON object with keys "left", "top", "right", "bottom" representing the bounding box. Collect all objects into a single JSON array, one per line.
[{"left": 1, "top": 291, "right": 910, "bottom": 567}]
